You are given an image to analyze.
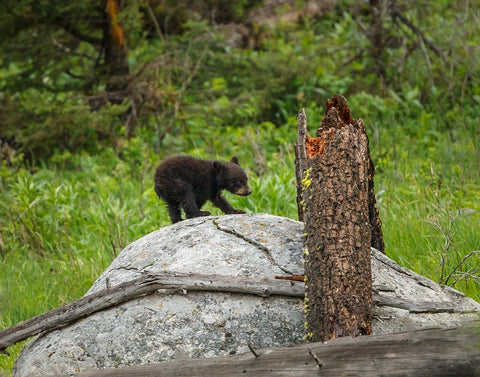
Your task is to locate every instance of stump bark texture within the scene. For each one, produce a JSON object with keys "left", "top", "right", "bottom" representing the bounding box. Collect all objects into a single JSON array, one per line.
[{"left": 296, "top": 95, "right": 384, "bottom": 342}]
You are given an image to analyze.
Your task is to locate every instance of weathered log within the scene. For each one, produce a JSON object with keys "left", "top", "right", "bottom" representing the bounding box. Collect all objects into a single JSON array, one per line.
[
  {"left": 3, "top": 262, "right": 477, "bottom": 355},
  {"left": 0, "top": 272, "right": 304, "bottom": 354},
  {"left": 296, "top": 95, "right": 384, "bottom": 342},
  {"left": 54, "top": 321, "right": 480, "bottom": 377}
]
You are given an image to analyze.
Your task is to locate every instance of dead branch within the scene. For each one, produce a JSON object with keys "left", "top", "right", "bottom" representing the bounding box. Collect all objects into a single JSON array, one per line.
[
  {"left": 2, "top": 263, "right": 476, "bottom": 354},
  {"left": 0, "top": 272, "right": 304, "bottom": 354},
  {"left": 389, "top": 2, "right": 448, "bottom": 64}
]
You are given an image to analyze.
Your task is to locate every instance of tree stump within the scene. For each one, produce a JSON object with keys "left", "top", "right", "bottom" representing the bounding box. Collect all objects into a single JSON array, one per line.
[{"left": 295, "top": 95, "right": 384, "bottom": 342}]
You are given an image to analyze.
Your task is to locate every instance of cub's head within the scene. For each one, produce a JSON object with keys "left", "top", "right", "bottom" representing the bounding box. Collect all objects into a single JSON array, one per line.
[{"left": 214, "top": 156, "right": 252, "bottom": 196}]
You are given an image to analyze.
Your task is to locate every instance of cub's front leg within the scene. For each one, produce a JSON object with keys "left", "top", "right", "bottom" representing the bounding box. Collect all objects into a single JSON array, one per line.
[{"left": 212, "top": 194, "right": 245, "bottom": 214}]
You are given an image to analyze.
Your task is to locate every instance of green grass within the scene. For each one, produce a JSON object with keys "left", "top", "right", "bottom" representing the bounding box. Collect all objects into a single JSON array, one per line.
[
  {"left": 1, "top": 129, "right": 479, "bottom": 373},
  {"left": 380, "top": 188, "right": 480, "bottom": 297}
]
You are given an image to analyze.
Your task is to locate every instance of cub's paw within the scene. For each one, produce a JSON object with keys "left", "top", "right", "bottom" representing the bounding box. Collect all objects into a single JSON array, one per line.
[
  {"left": 199, "top": 211, "right": 211, "bottom": 216},
  {"left": 232, "top": 209, "right": 246, "bottom": 214}
]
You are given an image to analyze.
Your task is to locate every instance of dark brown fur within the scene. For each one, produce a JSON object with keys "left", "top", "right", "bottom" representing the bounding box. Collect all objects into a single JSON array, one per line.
[{"left": 154, "top": 155, "right": 251, "bottom": 223}]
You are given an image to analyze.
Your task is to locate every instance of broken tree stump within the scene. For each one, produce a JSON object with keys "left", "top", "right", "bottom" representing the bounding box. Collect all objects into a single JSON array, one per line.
[{"left": 295, "top": 95, "right": 384, "bottom": 342}]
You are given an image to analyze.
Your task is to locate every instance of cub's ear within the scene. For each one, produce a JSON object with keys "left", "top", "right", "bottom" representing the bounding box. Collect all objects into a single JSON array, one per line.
[
  {"left": 230, "top": 156, "right": 239, "bottom": 165},
  {"left": 213, "top": 161, "right": 223, "bottom": 172}
]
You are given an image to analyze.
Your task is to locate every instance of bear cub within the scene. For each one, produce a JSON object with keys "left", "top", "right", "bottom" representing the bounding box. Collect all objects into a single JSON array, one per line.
[{"left": 154, "top": 155, "right": 251, "bottom": 224}]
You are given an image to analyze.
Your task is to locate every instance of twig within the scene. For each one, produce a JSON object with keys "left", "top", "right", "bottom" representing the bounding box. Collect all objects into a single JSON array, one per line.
[
  {"left": 450, "top": 270, "right": 480, "bottom": 287},
  {"left": 426, "top": 208, "right": 460, "bottom": 283},
  {"left": 307, "top": 347, "right": 323, "bottom": 368},
  {"left": 248, "top": 343, "right": 260, "bottom": 358},
  {"left": 389, "top": 2, "right": 448, "bottom": 64},
  {"left": 180, "top": 41, "right": 209, "bottom": 93},
  {"left": 145, "top": 1, "right": 165, "bottom": 44},
  {"left": 341, "top": 50, "right": 365, "bottom": 68},
  {"left": 444, "top": 251, "right": 480, "bottom": 287}
]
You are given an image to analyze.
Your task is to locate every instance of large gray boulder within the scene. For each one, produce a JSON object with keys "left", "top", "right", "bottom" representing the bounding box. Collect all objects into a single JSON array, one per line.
[{"left": 13, "top": 214, "right": 480, "bottom": 376}]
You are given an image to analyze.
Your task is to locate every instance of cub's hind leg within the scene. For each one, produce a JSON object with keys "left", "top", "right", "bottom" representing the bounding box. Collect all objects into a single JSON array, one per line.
[
  {"left": 167, "top": 203, "right": 183, "bottom": 223},
  {"left": 180, "top": 184, "right": 210, "bottom": 219}
]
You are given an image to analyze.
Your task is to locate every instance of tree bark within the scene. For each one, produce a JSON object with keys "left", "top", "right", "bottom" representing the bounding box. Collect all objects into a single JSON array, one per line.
[
  {"left": 104, "top": 0, "right": 130, "bottom": 90},
  {"left": 103, "top": 0, "right": 139, "bottom": 134},
  {"left": 296, "top": 95, "right": 384, "bottom": 342},
  {"left": 53, "top": 321, "right": 480, "bottom": 377}
]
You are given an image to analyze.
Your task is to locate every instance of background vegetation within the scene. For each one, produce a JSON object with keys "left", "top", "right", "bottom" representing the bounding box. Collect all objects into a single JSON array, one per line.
[{"left": 1, "top": 0, "right": 479, "bottom": 374}]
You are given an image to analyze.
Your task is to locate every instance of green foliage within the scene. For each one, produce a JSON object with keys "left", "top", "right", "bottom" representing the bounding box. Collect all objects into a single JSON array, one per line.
[
  {"left": 0, "top": 1, "right": 102, "bottom": 92},
  {"left": 1, "top": 92, "right": 129, "bottom": 159},
  {"left": 2, "top": 1, "right": 480, "bottom": 374}
]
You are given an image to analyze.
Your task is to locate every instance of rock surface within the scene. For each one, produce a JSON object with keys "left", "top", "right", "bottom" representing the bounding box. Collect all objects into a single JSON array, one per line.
[{"left": 13, "top": 214, "right": 480, "bottom": 376}]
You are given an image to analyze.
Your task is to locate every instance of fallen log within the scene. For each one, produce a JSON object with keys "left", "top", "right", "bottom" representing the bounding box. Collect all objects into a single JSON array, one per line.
[
  {"left": 54, "top": 321, "right": 480, "bottom": 377},
  {"left": 0, "top": 272, "right": 304, "bottom": 354},
  {"left": 3, "top": 257, "right": 479, "bottom": 355}
]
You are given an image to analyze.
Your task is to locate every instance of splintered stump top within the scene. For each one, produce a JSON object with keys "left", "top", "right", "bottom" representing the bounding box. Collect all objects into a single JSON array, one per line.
[{"left": 304, "top": 95, "right": 355, "bottom": 157}]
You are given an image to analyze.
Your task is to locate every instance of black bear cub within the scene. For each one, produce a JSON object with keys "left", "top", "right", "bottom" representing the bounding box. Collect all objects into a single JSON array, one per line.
[{"left": 154, "top": 155, "right": 251, "bottom": 223}]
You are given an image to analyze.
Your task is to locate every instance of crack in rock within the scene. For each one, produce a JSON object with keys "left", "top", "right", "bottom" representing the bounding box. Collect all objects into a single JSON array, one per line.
[
  {"left": 117, "top": 265, "right": 154, "bottom": 275},
  {"left": 212, "top": 219, "right": 293, "bottom": 275}
]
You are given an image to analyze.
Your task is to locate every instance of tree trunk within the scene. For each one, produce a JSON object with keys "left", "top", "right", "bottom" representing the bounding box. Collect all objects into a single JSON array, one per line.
[
  {"left": 104, "top": 0, "right": 129, "bottom": 90},
  {"left": 103, "top": 0, "right": 138, "bottom": 134},
  {"left": 296, "top": 95, "right": 384, "bottom": 342}
]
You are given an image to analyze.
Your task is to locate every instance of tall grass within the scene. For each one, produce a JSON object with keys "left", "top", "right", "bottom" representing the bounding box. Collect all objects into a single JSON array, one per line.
[{"left": 1, "top": 122, "right": 479, "bottom": 373}]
